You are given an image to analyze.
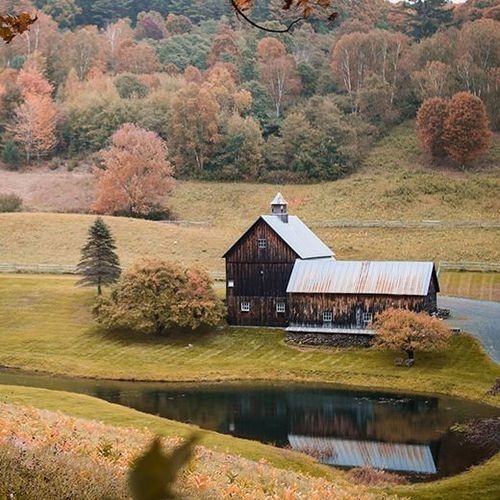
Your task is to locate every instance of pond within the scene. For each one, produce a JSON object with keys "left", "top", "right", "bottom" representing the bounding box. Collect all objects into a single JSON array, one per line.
[{"left": 1, "top": 368, "right": 498, "bottom": 482}]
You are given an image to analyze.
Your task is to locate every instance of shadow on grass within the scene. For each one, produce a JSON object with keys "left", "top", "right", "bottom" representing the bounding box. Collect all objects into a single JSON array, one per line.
[{"left": 90, "top": 324, "right": 226, "bottom": 348}]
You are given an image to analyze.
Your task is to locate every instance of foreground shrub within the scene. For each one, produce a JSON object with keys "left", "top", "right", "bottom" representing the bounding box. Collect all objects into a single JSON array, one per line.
[
  {"left": 1, "top": 403, "right": 377, "bottom": 500},
  {"left": 0, "top": 444, "right": 127, "bottom": 500},
  {"left": 0, "top": 193, "right": 23, "bottom": 212},
  {"left": 94, "top": 259, "right": 225, "bottom": 335},
  {"left": 374, "top": 308, "right": 451, "bottom": 363},
  {"left": 346, "top": 467, "right": 408, "bottom": 486}
]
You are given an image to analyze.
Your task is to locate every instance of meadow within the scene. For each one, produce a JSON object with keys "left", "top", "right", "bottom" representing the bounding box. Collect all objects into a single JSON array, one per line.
[
  {"left": 0, "top": 274, "right": 498, "bottom": 404},
  {"left": 1, "top": 122, "right": 499, "bottom": 270}
]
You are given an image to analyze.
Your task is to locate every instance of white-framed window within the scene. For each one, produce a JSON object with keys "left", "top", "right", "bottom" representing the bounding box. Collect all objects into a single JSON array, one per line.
[
  {"left": 241, "top": 301, "right": 250, "bottom": 312},
  {"left": 258, "top": 238, "right": 267, "bottom": 249},
  {"left": 276, "top": 303, "right": 286, "bottom": 313},
  {"left": 363, "top": 312, "right": 373, "bottom": 326},
  {"left": 323, "top": 311, "right": 333, "bottom": 323},
  {"left": 227, "top": 279, "right": 234, "bottom": 288}
]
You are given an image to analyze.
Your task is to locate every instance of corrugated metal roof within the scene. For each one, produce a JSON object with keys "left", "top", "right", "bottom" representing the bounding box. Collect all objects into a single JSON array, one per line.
[
  {"left": 288, "top": 436, "right": 437, "bottom": 474},
  {"left": 261, "top": 215, "right": 334, "bottom": 260},
  {"left": 287, "top": 260, "right": 436, "bottom": 296}
]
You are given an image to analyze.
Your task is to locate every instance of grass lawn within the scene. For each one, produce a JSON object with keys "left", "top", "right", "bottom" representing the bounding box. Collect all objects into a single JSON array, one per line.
[
  {"left": 1, "top": 384, "right": 499, "bottom": 500},
  {"left": 0, "top": 274, "right": 498, "bottom": 405}
]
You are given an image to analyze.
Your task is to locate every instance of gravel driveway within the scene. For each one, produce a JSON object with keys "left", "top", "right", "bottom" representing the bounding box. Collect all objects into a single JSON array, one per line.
[{"left": 439, "top": 296, "right": 500, "bottom": 363}]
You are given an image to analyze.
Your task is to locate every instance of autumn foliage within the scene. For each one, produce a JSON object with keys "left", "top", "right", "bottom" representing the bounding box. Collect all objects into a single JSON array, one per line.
[
  {"left": 94, "top": 259, "right": 225, "bottom": 335},
  {"left": 443, "top": 92, "right": 492, "bottom": 165},
  {"left": 417, "top": 92, "right": 491, "bottom": 166},
  {"left": 7, "top": 63, "right": 58, "bottom": 163},
  {"left": 92, "top": 123, "right": 175, "bottom": 217},
  {"left": 416, "top": 97, "right": 449, "bottom": 159},
  {"left": 374, "top": 308, "right": 451, "bottom": 363},
  {"left": 257, "top": 37, "right": 301, "bottom": 118}
]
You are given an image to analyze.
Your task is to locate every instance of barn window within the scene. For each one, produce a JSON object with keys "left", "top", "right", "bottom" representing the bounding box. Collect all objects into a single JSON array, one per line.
[
  {"left": 258, "top": 238, "right": 267, "bottom": 249},
  {"left": 276, "top": 303, "right": 286, "bottom": 313},
  {"left": 363, "top": 312, "right": 373, "bottom": 326},
  {"left": 227, "top": 279, "right": 234, "bottom": 288},
  {"left": 241, "top": 301, "right": 250, "bottom": 312},
  {"left": 323, "top": 311, "right": 333, "bottom": 323}
]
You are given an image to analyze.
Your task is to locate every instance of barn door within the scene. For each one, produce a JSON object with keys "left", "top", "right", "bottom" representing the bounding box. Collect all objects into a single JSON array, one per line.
[{"left": 355, "top": 306, "right": 362, "bottom": 328}]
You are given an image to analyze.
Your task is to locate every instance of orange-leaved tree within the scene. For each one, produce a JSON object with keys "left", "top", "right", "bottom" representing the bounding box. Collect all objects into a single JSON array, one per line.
[
  {"left": 443, "top": 91, "right": 491, "bottom": 166},
  {"left": 416, "top": 97, "right": 449, "bottom": 159},
  {"left": 8, "top": 62, "right": 58, "bottom": 163},
  {"left": 257, "top": 37, "right": 301, "bottom": 118},
  {"left": 92, "top": 123, "right": 175, "bottom": 216},
  {"left": 374, "top": 308, "right": 451, "bottom": 363}
]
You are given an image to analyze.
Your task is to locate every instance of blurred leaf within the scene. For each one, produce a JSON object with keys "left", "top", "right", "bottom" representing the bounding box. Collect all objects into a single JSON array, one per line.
[
  {"left": 0, "top": 13, "right": 37, "bottom": 44},
  {"left": 129, "top": 434, "right": 200, "bottom": 500}
]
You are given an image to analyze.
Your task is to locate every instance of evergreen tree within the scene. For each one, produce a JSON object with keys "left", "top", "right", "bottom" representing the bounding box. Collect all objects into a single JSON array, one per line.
[
  {"left": 407, "top": 0, "right": 452, "bottom": 40},
  {"left": 77, "top": 217, "right": 121, "bottom": 295}
]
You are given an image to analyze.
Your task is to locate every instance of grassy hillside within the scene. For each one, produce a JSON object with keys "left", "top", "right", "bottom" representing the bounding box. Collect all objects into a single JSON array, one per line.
[
  {"left": 169, "top": 122, "right": 500, "bottom": 224},
  {"left": 0, "top": 122, "right": 498, "bottom": 268},
  {"left": 0, "top": 274, "right": 498, "bottom": 403}
]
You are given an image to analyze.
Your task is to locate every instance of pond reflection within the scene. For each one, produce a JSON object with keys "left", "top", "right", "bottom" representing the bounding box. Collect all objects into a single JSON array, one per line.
[{"left": 0, "top": 369, "right": 498, "bottom": 480}]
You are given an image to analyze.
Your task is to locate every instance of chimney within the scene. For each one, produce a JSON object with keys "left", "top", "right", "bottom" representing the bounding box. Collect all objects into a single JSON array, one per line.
[{"left": 270, "top": 192, "right": 288, "bottom": 223}]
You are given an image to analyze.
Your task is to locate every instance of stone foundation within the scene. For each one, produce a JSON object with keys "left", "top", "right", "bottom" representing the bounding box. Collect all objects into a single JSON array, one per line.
[{"left": 286, "top": 332, "right": 373, "bottom": 348}]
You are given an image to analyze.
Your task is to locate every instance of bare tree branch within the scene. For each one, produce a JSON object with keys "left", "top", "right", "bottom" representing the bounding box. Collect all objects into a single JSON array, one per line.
[{"left": 230, "top": 0, "right": 304, "bottom": 33}]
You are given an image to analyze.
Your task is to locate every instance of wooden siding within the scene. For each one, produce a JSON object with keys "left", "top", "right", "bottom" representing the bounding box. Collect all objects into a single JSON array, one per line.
[
  {"left": 225, "top": 219, "right": 298, "bottom": 264},
  {"left": 227, "top": 296, "right": 288, "bottom": 326},
  {"left": 288, "top": 291, "right": 437, "bottom": 329},
  {"left": 226, "top": 219, "right": 298, "bottom": 326}
]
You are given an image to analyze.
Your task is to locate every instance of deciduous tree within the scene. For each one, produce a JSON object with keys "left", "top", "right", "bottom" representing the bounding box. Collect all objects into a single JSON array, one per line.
[
  {"left": 416, "top": 96, "right": 449, "bottom": 158},
  {"left": 374, "top": 308, "right": 451, "bottom": 363},
  {"left": 8, "top": 91, "right": 58, "bottom": 163},
  {"left": 257, "top": 37, "right": 300, "bottom": 118},
  {"left": 135, "top": 10, "right": 167, "bottom": 40},
  {"left": 92, "top": 123, "right": 175, "bottom": 216},
  {"left": 76, "top": 216, "right": 121, "bottom": 295},
  {"left": 94, "top": 259, "right": 224, "bottom": 335},
  {"left": 443, "top": 91, "right": 491, "bottom": 165},
  {"left": 169, "top": 82, "right": 220, "bottom": 175}
]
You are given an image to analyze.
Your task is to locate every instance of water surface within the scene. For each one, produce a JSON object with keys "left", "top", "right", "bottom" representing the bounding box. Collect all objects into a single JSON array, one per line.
[{"left": 1, "top": 368, "right": 498, "bottom": 481}]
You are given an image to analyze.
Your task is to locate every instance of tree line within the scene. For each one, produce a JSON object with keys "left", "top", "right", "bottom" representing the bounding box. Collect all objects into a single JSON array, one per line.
[{"left": 0, "top": 0, "right": 497, "bottom": 192}]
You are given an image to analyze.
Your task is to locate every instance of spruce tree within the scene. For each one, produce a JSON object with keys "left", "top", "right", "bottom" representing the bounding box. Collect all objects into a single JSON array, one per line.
[
  {"left": 407, "top": 0, "right": 452, "bottom": 40},
  {"left": 77, "top": 217, "right": 121, "bottom": 295}
]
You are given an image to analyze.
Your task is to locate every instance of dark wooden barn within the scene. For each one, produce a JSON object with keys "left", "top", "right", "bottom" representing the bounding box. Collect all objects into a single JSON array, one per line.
[
  {"left": 224, "top": 193, "right": 440, "bottom": 333},
  {"left": 286, "top": 260, "right": 439, "bottom": 335},
  {"left": 223, "top": 193, "right": 334, "bottom": 326}
]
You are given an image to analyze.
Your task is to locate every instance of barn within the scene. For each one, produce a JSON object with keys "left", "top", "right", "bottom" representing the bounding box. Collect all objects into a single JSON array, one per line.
[
  {"left": 223, "top": 194, "right": 439, "bottom": 333},
  {"left": 286, "top": 260, "right": 439, "bottom": 336},
  {"left": 223, "top": 193, "right": 334, "bottom": 326}
]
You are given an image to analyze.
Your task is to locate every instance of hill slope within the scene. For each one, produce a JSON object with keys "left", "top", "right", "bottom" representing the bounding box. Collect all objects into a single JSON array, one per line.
[{"left": 0, "top": 122, "right": 499, "bottom": 268}]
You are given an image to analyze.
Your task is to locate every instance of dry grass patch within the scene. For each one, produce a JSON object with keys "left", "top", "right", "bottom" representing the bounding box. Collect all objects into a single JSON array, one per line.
[{"left": 0, "top": 401, "right": 384, "bottom": 500}]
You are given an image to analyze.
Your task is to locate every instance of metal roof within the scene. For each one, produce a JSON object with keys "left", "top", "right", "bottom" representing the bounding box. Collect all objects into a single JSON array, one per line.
[
  {"left": 287, "top": 260, "right": 437, "bottom": 296},
  {"left": 271, "top": 192, "right": 288, "bottom": 206},
  {"left": 261, "top": 215, "right": 334, "bottom": 260},
  {"left": 288, "top": 436, "right": 437, "bottom": 474}
]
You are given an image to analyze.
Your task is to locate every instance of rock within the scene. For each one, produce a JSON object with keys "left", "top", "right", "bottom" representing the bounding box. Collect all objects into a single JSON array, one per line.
[{"left": 285, "top": 332, "right": 373, "bottom": 348}]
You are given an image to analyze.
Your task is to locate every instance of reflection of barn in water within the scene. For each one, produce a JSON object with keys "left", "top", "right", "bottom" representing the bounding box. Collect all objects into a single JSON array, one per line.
[
  {"left": 288, "top": 436, "right": 437, "bottom": 473},
  {"left": 94, "top": 384, "right": 497, "bottom": 478}
]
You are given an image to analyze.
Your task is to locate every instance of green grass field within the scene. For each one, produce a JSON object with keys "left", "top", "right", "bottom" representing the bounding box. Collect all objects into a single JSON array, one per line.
[{"left": 1, "top": 274, "right": 498, "bottom": 404}]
